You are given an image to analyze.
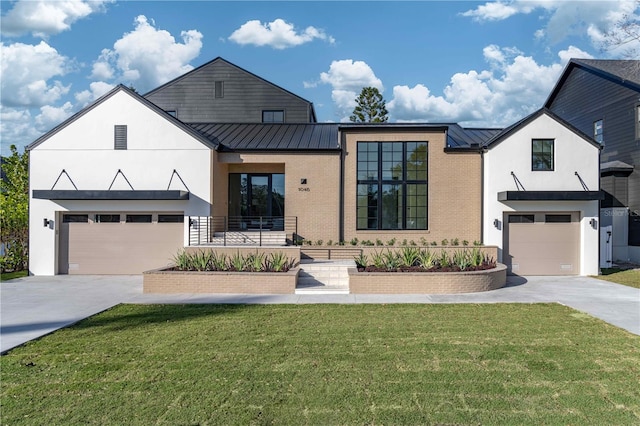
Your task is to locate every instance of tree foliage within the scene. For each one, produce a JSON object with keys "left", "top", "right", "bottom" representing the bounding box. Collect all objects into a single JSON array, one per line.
[
  {"left": 350, "top": 87, "right": 389, "bottom": 123},
  {"left": 1, "top": 145, "right": 29, "bottom": 272},
  {"left": 601, "top": 1, "right": 640, "bottom": 59}
]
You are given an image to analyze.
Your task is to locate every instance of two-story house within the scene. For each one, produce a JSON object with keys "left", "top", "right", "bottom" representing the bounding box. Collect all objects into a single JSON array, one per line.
[{"left": 545, "top": 59, "right": 640, "bottom": 265}]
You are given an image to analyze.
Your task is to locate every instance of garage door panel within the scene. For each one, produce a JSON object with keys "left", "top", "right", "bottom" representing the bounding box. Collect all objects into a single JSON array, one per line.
[
  {"left": 65, "top": 221, "right": 183, "bottom": 275},
  {"left": 505, "top": 213, "right": 579, "bottom": 276}
]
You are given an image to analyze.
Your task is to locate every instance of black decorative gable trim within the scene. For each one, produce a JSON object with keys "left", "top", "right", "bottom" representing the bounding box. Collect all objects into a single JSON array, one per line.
[{"left": 32, "top": 190, "right": 189, "bottom": 200}]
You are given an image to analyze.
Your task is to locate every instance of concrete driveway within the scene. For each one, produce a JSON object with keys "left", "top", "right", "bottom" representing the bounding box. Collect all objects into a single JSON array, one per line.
[{"left": 2, "top": 274, "right": 639, "bottom": 354}]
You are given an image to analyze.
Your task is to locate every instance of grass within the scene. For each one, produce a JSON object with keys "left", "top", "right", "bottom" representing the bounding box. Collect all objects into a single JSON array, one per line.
[
  {"left": 596, "top": 268, "right": 640, "bottom": 289},
  {"left": 1, "top": 304, "right": 639, "bottom": 425},
  {"left": 0, "top": 270, "right": 27, "bottom": 281}
]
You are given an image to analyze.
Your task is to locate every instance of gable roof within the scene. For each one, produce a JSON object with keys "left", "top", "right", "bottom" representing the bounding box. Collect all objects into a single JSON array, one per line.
[
  {"left": 189, "top": 123, "right": 340, "bottom": 151},
  {"left": 27, "top": 85, "right": 218, "bottom": 151},
  {"left": 484, "top": 107, "right": 601, "bottom": 150},
  {"left": 545, "top": 58, "right": 640, "bottom": 107},
  {"left": 143, "top": 57, "right": 317, "bottom": 122}
]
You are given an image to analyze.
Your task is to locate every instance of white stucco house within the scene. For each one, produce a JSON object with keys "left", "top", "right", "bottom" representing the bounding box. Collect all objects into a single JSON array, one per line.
[
  {"left": 29, "top": 86, "right": 214, "bottom": 275},
  {"left": 483, "top": 108, "right": 601, "bottom": 276},
  {"left": 27, "top": 59, "right": 603, "bottom": 277}
]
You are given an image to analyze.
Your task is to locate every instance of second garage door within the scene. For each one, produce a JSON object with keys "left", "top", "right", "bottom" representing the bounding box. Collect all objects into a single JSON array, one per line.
[
  {"left": 504, "top": 212, "right": 580, "bottom": 275},
  {"left": 59, "top": 212, "right": 184, "bottom": 275}
]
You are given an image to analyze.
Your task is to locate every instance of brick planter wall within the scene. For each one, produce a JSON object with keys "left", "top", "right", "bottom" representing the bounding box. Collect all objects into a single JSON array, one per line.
[
  {"left": 348, "top": 263, "right": 507, "bottom": 294},
  {"left": 143, "top": 268, "right": 299, "bottom": 294}
]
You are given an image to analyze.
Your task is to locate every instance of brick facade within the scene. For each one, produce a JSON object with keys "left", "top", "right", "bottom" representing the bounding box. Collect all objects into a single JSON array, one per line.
[
  {"left": 342, "top": 128, "right": 482, "bottom": 244},
  {"left": 214, "top": 152, "right": 341, "bottom": 243}
]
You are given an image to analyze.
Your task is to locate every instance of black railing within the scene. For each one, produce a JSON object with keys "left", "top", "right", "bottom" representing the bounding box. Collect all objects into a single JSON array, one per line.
[{"left": 188, "top": 216, "right": 297, "bottom": 246}]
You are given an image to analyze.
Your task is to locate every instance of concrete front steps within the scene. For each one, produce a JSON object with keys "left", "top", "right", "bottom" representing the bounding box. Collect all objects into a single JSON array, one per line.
[
  {"left": 295, "top": 259, "right": 354, "bottom": 294},
  {"left": 209, "top": 231, "right": 287, "bottom": 246}
]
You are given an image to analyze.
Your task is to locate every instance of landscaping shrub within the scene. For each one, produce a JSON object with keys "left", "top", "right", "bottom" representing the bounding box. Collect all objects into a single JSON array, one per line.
[
  {"left": 355, "top": 247, "right": 495, "bottom": 273},
  {"left": 170, "top": 250, "right": 296, "bottom": 273}
]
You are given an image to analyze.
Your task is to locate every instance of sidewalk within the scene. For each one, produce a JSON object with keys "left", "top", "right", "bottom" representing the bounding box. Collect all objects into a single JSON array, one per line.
[{"left": 2, "top": 274, "right": 639, "bottom": 354}]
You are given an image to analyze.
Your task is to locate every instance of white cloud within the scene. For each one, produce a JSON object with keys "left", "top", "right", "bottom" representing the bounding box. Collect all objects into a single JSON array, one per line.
[
  {"left": 229, "top": 18, "right": 335, "bottom": 49},
  {"left": 0, "top": 107, "right": 39, "bottom": 155},
  {"left": 91, "top": 15, "right": 203, "bottom": 92},
  {"left": 0, "top": 41, "right": 71, "bottom": 107},
  {"left": 462, "top": 1, "right": 639, "bottom": 54},
  {"left": 35, "top": 102, "right": 74, "bottom": 128},
  {"left": 387, "top": 45, "right": 594, "bottom": 126},
  {"left": 1, "top": 0, "right": 112, "bottom": 38},
  {"left": 315, "top": 59, "right": 384, "bottom": 121},
  {"left": 74, "top": 81, "right": 114, "bottom": 106}
]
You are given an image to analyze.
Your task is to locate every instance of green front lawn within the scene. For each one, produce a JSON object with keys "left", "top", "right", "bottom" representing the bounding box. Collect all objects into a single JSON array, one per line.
[
  {"left": 0, "top": 270, "right": 27, "bottom": 281},
  {"left": 597, "top": 268, "right": 640, "bottom": 289},
  {"left": 2, "top": 304, "right": 639, "bottom": 425}
]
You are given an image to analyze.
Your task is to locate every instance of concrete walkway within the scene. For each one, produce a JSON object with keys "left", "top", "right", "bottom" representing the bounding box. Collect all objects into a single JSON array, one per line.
[{"left": 2, "top": 274, "right": 639, "bottom": 354}]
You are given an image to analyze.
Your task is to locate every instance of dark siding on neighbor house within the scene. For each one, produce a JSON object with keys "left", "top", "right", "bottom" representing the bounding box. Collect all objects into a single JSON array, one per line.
[
  {"left": 145, "top": 59, "right": 313, "bottom": 123},
  {"left": 547, "top": 65, "right": 640, "bottom": 242}
]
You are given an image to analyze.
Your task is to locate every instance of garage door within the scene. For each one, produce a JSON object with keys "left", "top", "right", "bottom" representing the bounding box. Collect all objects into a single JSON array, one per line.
[
  {"left": 58, "top": 212, "right": 184, "bottom": 275},
  {"left": 504, "top": 212, "right": 579, "bottom": 275}
]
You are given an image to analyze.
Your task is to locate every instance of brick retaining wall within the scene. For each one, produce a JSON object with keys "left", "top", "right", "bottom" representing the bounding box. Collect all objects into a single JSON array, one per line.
[
  {"left": 348, "top": 263, "right": 507, "bottom": 294},
  {"left": 143, "top": 268, "right": 299, "bottom": 294}
]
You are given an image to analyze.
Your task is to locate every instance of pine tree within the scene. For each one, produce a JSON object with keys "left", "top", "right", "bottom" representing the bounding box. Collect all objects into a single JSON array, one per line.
[{"left": 350, "top": 87, "right": 389, "bottom": 123}]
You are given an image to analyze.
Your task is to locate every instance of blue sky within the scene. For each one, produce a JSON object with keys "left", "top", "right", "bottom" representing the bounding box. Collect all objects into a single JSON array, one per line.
[{"left": 2, "top": 0, "right": 639, "bottom": 155}]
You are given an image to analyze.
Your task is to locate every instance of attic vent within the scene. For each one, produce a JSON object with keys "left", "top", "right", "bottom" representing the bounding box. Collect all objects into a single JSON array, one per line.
[
  {"left": 114, "top": 125, "right": 127, "bottom": 150},
  {"left": 215, "top": 81, "right": 224, "bottom": 98}
]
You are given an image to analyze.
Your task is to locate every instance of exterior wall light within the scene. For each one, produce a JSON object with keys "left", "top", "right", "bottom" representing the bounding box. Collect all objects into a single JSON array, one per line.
[
  {"left": 300, "top": 178, "right": 307, "bottom": 185},
  {"left": 590, "top": 218, "right": 598, "bottom": 229},
  {"left": 493, "top": 219, "right": 501, "bottom": 230},
  {"left": 43, "top": 218, "right": 51, "bottom": 227}
]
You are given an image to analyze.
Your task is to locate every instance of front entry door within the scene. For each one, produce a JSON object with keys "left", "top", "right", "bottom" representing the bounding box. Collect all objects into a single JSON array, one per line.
[{"left": 228, "top": 173, "right": 285, "bottom": 229}]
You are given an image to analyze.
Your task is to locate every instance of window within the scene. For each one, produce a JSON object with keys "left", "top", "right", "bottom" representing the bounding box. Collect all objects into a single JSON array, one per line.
[
  {"left": 532, "top": 139, "right": 554, "bottom": 171},
  {"left": 545, "top": 214, "right": 571, "bottom": 223},
  {"left": 166, "top": 110, "right": 177, "bottom": 117},
  {"left": 114, "top": 125, "right": 127, "bottom": 150},
  {"left": 95, "top": 214, "right": 120, "bottom": 223},
  {"left": 63, "top": 214, "right": 89, "bottom": 223},
  {"left": 357, "top": 141, "right": 428, "bottom": 230},
  {"left": 158, "top": 214, "right": 184, "bottom": 223},
  {"left": 262, "top": 110, "right": 285, "bottom": 123},
  {"left": 594, "top": 119, "right": 604, "bottom": 144},
  {"left": 508, "top": 214, "right": 534, "bottom": 223},
  {"left": 636, "top": 106, "right": 640, "bottom": 140},
  {"left": 126, "top": 214, "right": 152, "bottom": 223},
  {"left": 215, "top": 81, "right": 224, "bottom": 98}
]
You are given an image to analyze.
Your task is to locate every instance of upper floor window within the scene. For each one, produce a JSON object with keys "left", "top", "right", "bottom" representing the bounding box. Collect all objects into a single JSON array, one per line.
[
  {"left": 262, "top": 110, "right": 284, "bottom": 123},
  {"left": 594, "top": 119, "right": 604, "bottom": 144},
  {"left": 357, "top": 141, "right": 428, "bottom": 230},
  {"left": 114, "top": 125, "right": 127, "bottom": 150},
  {"left": 166, "top": 110, "right": 177, "bottom": 117},
  {"left": 532, "top": 139, "right": 554, "bottom": 171}
]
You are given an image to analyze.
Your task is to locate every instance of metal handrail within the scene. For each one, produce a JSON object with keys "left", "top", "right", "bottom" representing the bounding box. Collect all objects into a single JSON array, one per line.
[{"left": 188, "top": 216, "right": 298, "bottom": 246}]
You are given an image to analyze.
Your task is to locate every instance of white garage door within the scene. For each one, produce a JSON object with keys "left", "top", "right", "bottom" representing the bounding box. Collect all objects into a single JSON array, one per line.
[
  {"left": 58, "top": 212, "right": 184, "bottom": 275},
  {"left": 504, "top": 212, "right": 580, "bottom": 275}
]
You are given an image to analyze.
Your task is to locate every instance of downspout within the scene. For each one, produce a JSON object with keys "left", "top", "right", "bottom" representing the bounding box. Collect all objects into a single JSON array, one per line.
[
  {"left": 480, "top": 146, "right": 485, "bottom": 245},
  {"left": 339, "top": 129, "right": 345, "bottom": 243}
]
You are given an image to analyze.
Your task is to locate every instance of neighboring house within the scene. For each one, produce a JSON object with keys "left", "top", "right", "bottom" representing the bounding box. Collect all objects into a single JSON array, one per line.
[
  {"left": 145, "top": 57, "right": 317, "bottom": 123},
  {"left": 28, "top": 57, "right": 601, "bottom": 276},
  {"left": 483, "top": 108, "right": 601, "bottom": 276},
  {"left": 544, "top": 59, "right": 640, "bottom": 264}
]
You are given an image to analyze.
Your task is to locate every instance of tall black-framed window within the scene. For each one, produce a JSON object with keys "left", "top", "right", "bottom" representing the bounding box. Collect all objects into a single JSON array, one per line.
[
  {"left": 357, "top": 141, "right": 428, "bottom": 230},
  {"left": 532, "top": 139, "right": 554, "bottom": 171}
]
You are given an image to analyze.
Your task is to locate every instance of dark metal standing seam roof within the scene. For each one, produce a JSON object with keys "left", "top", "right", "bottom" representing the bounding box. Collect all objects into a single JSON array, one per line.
[
  {"left": 188, "top": 123, "right": 341, "bottom": 151},
  {"left": 446, "top": 124, "right": 502, "bottom": 148}
]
